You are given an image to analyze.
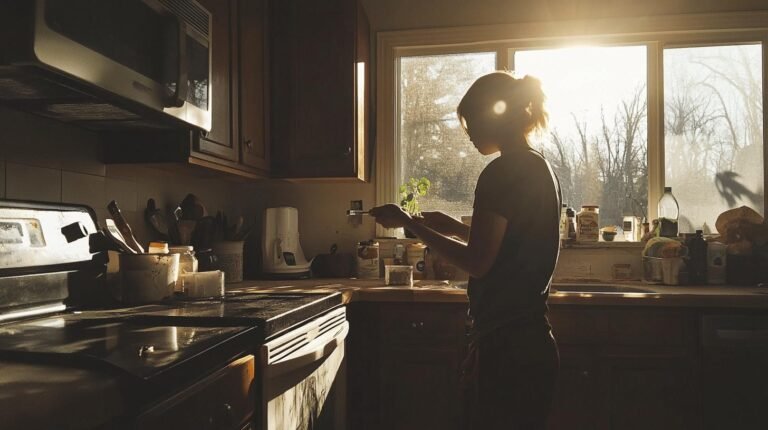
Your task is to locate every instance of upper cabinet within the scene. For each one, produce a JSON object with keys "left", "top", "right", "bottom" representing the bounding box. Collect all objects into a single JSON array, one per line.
[
  {"left": 236, "top": 0, "right": 270, "bottom": 172},
  {"left": 269, "top": 0, "right": 371, "bottom": 181},
  {"left": 103, "top": 0, "right": 270, "bottom": 179},
  {"left": 194, "top": 0, "right": 237, "bottom": 162}
]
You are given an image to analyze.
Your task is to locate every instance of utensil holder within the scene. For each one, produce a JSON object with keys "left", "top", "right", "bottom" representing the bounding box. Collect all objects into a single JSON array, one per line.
[
  {"left": 213, "top": 241, "right": 244, "bottom": 283},
  {"left": 119, "top": 253, "right": 180, "bottom": 304}
]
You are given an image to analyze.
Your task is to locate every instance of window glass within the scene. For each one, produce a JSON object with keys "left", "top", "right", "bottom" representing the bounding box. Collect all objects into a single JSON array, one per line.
[
  {"left": 664, "top": 44, "right": 764, "bottom": 233},
  {"left": 399, "top": 52, "right": 497, "bottom": 218},
  {"left": 514, "top": 46, "right": 649, "bottom": 228}
]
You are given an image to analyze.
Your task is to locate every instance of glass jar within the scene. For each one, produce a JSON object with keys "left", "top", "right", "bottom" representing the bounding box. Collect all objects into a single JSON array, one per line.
[
  {"left": 169, "top": 245, "right": 199, "bottom": 274},
  {"left": 576, "top": 205, "right": 600, "bottom": 242}
]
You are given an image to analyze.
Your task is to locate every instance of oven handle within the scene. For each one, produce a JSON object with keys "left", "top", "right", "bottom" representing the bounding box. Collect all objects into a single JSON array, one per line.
[{"left": 264, "top": 322, "right": 349, "bottom": 378}]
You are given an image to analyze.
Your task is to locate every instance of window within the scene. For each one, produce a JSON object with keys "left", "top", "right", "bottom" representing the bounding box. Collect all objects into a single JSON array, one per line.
[
  {"left": 664, "top": 44, "right": 764, "bottom": 232},
  {"left": 399, "top": 52, "right": 497, "bottom": 218},
  {"left": 383, "top": 17, "right": 767, "bottom": 236},
  {"left": 514, "top": 46, "right": 648, "bottom": 227}
]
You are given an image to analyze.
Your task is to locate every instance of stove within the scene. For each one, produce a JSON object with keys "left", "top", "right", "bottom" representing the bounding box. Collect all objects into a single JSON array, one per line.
[{"left": 0, "top": 200, "right": 347, "bottom": 429}]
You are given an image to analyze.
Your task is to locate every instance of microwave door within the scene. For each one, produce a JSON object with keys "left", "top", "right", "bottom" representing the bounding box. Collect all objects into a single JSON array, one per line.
[{"left": 29, "top": 0, "right": 211, "bottom": 131}]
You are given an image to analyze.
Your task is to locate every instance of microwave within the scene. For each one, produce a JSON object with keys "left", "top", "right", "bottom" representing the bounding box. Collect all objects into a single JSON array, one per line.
[{"left": 0, "top": 0, "right": 212, "bottom": 131}]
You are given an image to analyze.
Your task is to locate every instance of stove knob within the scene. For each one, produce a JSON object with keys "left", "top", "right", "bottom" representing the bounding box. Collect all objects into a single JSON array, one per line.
[
  {"left": 137, "top": 345, "right": 155, "bottom": 357},
  {"left": 61, "top": 221, "right": 89, "bottom": 243}
]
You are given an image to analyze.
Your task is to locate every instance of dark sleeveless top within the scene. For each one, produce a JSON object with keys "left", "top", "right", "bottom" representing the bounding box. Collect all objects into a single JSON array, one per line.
[{"left": 467, "top": 149, "right": 561, "bottom": 336}]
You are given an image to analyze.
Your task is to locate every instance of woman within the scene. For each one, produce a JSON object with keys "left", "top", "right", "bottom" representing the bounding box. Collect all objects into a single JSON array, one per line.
[{"left": 370, "top": 72, "right": 561, "bottom": 429}]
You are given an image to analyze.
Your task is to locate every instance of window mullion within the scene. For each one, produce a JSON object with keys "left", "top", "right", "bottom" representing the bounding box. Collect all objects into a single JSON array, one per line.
[{"left": 647, "top": 41, "right": 664, "bottom": 221}]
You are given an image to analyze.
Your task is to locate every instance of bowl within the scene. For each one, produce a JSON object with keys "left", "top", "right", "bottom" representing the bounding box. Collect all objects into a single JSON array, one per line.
[{"left": 601, "top": 231, "right": 618, "bottom": 242}]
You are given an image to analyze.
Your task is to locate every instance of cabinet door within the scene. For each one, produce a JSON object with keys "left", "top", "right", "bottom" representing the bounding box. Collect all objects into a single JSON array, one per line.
[
  {"left": 380, "top": 345, "right": 465, "bottom": 430},
  {"left": 549, "top": 348, "right": 599, "bottom": 430},
  {"left": 195, "top": 0, "right": 237, "bottom": 161},
  {"left": 599, "top": 356, "right": 697, "bottom": 430},
  {"left": 270, "top": 0, "right": 369, "bottom": 180},
  {"left": 236, "top": 0, "right": 269, "bottom": 171}
]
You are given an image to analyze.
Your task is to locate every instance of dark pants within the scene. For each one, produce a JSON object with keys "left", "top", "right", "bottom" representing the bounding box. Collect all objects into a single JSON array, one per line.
[{"left": 463, "top": 324, "right": 559, "bottom": 429}]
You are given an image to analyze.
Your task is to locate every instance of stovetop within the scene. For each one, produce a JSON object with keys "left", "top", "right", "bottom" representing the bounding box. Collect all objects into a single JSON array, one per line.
[{"left": 0, "top": 292, "right": 342, "bottom": 385}]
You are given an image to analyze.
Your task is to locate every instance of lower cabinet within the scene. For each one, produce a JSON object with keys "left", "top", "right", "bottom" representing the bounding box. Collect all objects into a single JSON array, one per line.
[
  {"left": 347, "top": 302, "right": 467, "bottom": 430},
  {"left": 348, "top": 302, "right": 767, "bottom": 430},
  {"left": 548, "top": 307, "right": 699, "bottom": 430}
]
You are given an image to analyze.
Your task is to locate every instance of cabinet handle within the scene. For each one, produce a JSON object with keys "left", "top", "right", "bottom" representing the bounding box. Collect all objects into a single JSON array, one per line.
[
  {"left": 244, "top": 139, "right": 253, "bottom": 151},
  {"left": 342, "top": 146, "right": 352, "bottom": 157},
  {"left": 581, "top": 370, "right": 590, "bottom": 378},
  {"left": 211, "top": 402, "right": 234, "bottom": 429},
  {"left": 411, "top": 322, "right": 424, "bottom": 329}
]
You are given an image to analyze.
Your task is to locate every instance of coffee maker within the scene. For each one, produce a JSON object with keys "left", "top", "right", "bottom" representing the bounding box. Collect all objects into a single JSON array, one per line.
[{"left": 262, "top": 207, "right": 312, "bottom": 278}]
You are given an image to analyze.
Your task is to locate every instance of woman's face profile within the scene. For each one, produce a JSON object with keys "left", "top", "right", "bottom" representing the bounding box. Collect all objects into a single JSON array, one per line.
[{"left": 464, "top": 117, "right": 501, "bottom": 155}]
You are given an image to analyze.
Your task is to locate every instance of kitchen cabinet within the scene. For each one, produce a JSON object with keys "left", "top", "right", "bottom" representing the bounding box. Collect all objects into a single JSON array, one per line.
[
  {"left": 269, "top": 0, "right": 370, "bottom": 181},
  {"left": 102, "top": 0, "right": 269, "bottom": 180},
  {"left": 134, "top": 355, "right": 256, "bottom": 430},
  {"left": 347, "top": 302, "right": 468, "bottom": 430},
  {"left": 699, "top": 312, "right": 768, "bottom": 430},
  {"left": 548, "top": 307, "right": 699, "bottom": 430},
  {"left": 194, "top": 0, "right": 237, "bottom": 162},
  {"left": 236, "top": 0, "right": 270, "bottom": 172}
]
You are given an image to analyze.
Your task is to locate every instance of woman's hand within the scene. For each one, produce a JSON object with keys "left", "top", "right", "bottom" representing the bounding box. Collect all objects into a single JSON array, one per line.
[{"left": 369, "top": 204, "right": 412, "bottom": 229}]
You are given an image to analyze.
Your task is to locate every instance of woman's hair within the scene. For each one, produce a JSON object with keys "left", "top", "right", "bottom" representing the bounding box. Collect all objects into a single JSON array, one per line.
[{"left": 457, "top": 72, "right": 548, "bottom": 139}]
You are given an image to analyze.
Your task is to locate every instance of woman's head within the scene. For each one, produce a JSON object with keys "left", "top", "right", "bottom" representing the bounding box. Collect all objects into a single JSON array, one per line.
[{"left": 457, "top": 72, "right": 547, "bottom": 154}]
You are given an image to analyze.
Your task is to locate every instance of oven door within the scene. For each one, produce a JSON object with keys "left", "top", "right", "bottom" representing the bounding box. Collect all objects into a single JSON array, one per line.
[
  {"left": 32, "top": 0, "right": 211, "bottom": 131},
  {"left": 259, "top": 307, "right": 348, "bottom": 430}
]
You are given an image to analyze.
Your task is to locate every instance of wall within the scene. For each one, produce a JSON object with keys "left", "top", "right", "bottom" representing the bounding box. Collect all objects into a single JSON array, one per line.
[{"left": 0, "top": 106, "right": 264, "bottom": 251}]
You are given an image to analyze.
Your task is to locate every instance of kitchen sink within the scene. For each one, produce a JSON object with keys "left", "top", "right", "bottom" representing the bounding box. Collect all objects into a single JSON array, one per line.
[{"left": 551, "top": 284, "right": 654, "bottom": 294}]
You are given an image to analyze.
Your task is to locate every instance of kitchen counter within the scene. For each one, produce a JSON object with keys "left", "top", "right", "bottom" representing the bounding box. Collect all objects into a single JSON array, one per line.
[
  {"left": 0, "top": 361, "right": 125, "bottom": 430},
  {"left": 228, "top": 278, "right": 768, "bottom": 308}
]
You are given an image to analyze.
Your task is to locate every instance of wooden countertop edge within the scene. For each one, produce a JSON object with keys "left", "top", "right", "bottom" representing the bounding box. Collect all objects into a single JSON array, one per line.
[{"left": 231, "top": 279, "right": 768, "bottom": 308}]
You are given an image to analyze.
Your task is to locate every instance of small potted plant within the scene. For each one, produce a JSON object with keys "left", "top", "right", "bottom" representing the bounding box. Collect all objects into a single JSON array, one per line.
[{"left": 399, "top": 177, "right": 431, "bottom": 238}]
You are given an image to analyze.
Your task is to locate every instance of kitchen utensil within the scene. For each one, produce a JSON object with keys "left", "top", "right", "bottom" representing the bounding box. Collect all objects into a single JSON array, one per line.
[
  {"left": 104, "top": 219, "right": 137, "bottom": 254},
  {"left": 177, "top": 220, "right": 197, "bottom": 246},
  {"left": 231, "top": 216, "right": 244, "bottom": 240},
  {"left": 107, "top": 200, "right": 145, "bottom": 253},
  {"left": 346, "top": 209, "right": 369, "bottom": 216},
  {"left": 119, "top": 253, "right": 180, "bottom": 304},
  {"left": 145, "top": 198, "right": 169, "bottom": 239},
  {"left": 180, "top": 194, "right": 206, "bottom": 221},
  {"left": 192, "top": 216, "right": 216, "bottom": 250},
  {"left": 262, "top": 207, "right": 312, "bottom": 278}
]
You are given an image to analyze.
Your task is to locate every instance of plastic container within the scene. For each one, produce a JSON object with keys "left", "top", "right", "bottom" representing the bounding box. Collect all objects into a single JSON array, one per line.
[
  {"left": 661, "top": 257, "right": 685, "bottom": 285},
  {"left": 406, "top": 243, "right": 428, "bottom": 280},
  {"left": 658, "top": 187, "right": 679, "bottom": 238},
  {"left": 119, "top": 253, "right": 180, "bottom": 304},
  {"left": 576, "top": 205, "right": 600, "bottom": 242},
  {"left": 385, "top": 265, "right": 413, "bottom": 287},
  {"left": 212, "top": 241, "right": 244, "bottom": 283},
  {"left": 180, "top": 270, "right": 225, "bottom": 298}
]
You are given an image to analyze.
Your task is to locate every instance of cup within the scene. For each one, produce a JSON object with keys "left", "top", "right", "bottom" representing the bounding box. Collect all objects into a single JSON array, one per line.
[
  {"left": 119, "top": 253, "right": 180, "bottom": 304},
  {"left": 661, "top": 257, "right": 685, "bottom": 285}
]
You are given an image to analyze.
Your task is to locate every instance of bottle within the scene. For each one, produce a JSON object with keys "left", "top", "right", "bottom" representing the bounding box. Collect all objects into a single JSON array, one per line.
[
  {"left": 576, "top": 205, "right": 600, "bottom": 242},
  {"left": 658, "top": 187, "right": 679, "bottom": 238},
  {"left": 707, "top": 241, "right": 727, "bottom": 284},
  {"left": 687, "top": 230, "right": 707, "bottom": 285},
  {"left": 559, "top": 204, "right": 569, "bottom": 242},
  {"left": 566, "top": 207, "right": 577, "bottom": 241}
]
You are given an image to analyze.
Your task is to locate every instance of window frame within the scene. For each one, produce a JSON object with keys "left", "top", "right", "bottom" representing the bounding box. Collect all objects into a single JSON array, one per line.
[{"left": 376, "top": 12, "right": 768, "bottom": 237}]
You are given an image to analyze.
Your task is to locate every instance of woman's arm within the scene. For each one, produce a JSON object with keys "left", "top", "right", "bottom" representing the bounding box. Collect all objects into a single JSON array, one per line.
[
  {"left": 369, "top": 205, "right": 506, "bottom": 278},
  {"left": 421, "top": 211, "right": 471, "bottom": 242}
]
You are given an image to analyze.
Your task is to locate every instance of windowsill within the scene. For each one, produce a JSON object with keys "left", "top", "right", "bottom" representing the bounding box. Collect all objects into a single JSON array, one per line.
[{"left": 562, "top": 241, "right": 645, "bottom": 249}]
